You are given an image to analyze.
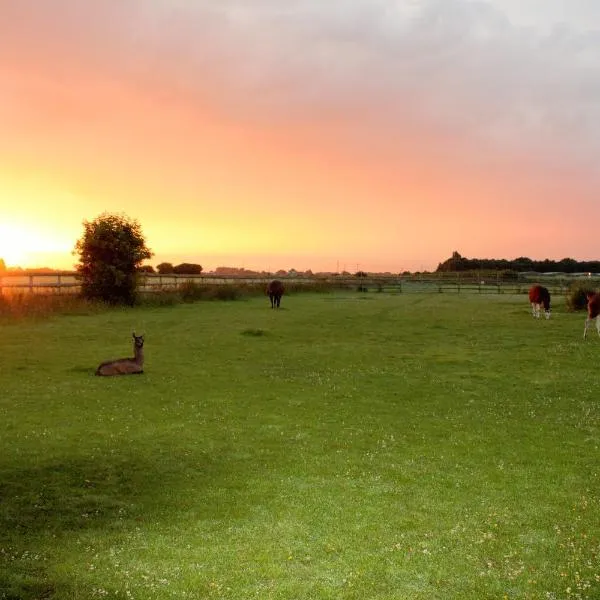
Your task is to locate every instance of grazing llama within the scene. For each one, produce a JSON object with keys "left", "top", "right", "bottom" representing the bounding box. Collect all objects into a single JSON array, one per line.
[
  {"left": 583, "top": 292, "right": 600, "bottom": 339},
  {"left": 528, "top": 285, "right": 551, "bottom": 319},
  {"left": 266, "top": 280, "right": 284, "bottom": 309},
  {"left": 96, "top": 333, "right": 145, "bottom": 376}
]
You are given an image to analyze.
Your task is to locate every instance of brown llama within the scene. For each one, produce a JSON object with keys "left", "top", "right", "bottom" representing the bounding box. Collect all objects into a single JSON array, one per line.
[
  {"left": 583, "top": 292, "right": 600, "bottom": 339},
  {"left": 96, "top": 333, "right": 145, "bottom": 376},
  {"left": 266, "top": 279, "right": 284, "bottom": 308},
  {"left": 528, "top": 285, "right": 551, "bottom": 319}
]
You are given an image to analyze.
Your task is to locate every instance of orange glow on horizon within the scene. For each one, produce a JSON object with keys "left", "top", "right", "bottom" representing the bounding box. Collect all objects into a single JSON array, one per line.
[
  {"left": 0, "top": 223, "right": 67, "bottom": 269},
  {"left": 1, "top": 1, "right": 600, "bottom": 275},
  {"left": 1, "top": 230, "right": 73, "bottom": 269},
  {"left": 2, "top": 27, "right": 600, "bottom": 274},
  {"left": 0, "top": 178, "right": 80, "bottom": 268},
  {"left": 0, "top": 224, "right": 27, "bottom": 267}
]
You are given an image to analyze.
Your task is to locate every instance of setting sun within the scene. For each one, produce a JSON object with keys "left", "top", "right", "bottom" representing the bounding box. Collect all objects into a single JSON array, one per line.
[
  {"left": 0, "top": 223, "right": 71, "bottom": 269},
  {"left": 0, "top": 224, "right": 28, "bottom": 267}
]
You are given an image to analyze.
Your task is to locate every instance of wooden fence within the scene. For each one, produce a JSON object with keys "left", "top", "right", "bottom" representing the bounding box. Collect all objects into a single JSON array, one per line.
[{"left": 0, "top": 272, "right": 585, "bottom": 297}]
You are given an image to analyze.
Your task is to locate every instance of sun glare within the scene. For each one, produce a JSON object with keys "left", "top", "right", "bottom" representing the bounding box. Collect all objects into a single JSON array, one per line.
[
  {"left": 0, "top": 224, "right": 28, "bottom": 267},
  {"left": 0, "top": 223, "right": 71, "bottom": 269}
]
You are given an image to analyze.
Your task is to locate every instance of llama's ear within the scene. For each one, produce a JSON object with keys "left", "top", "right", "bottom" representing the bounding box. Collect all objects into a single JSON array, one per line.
[{"left": 132, "top": 332, "right": 136, "bottom": 338}]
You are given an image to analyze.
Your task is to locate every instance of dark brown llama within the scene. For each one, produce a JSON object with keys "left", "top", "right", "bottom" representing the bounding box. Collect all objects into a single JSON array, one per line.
[
  {"left": 266, "top": 280, "right": 284, "bottom": 308},
  {"left": 584, "top": 292, "right": 600, "bottom": 339},
  {"left": 96, "top": 333, "right": 145, "bottom": 376},
  {"left": 528, "top": 285, "right": 551, "bottom": 319}
]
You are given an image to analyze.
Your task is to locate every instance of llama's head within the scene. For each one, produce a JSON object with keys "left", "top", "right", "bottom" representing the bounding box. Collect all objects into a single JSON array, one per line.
[{"left": 132, "top": 332, "right": 145, "bottom": 348}]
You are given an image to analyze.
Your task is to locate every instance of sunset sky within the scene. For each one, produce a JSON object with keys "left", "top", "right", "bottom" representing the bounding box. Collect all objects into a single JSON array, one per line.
[{"left": 1, "top": 1, "right": 599, "bottom": 272}]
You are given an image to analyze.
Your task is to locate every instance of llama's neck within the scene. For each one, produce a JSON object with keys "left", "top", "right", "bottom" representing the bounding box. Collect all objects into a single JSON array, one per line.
[{"left": 133, "top": 344, "right": 144, "bottom": 366}]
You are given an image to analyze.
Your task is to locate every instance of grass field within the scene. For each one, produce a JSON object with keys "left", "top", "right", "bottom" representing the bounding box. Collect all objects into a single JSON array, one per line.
[{"left": 1, "top": 292, "right": 599, "bottom": 599}]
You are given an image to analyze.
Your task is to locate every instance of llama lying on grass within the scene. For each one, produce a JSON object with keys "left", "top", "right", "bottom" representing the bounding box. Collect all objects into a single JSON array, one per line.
[
  {"left": 584, "top": 292, "right": 600, "bottom": 339},
  {"left": 528, "top": 285, "right": 551, "bottom": 319},
  {"left": 267, "top": 280, "right": 284, "bottom": 309},
  {"left": 96, "top": 333, "right": 145, "bottom": 376}
]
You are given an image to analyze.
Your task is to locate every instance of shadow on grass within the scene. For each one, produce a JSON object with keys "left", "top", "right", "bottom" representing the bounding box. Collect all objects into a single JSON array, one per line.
[
  {"left": 240, "top": 328, "right": 268, "bottom": 337},
  {"left": 0, "top": 444, "right": 254, "bottom": 599}
]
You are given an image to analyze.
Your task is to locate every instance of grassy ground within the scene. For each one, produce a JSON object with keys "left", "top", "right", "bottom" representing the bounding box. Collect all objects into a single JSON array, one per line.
[{"left": 0, "top": 292, "right": 599, "bottom": 599}]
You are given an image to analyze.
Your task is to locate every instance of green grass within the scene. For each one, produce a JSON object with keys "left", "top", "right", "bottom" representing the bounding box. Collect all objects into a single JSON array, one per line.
[{"left": 1, "top": 292, "right": 599, "bottom": 599}]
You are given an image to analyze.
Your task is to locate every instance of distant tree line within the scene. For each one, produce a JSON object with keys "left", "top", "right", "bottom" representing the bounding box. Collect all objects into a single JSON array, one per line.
[
  {"left": 141, "top": 262, "right": 204, "bottom": 275},
  {"left": 437, "top": 251, "right": 600, "bottom": 274},
  {"left": 151, "top": 262, "right": 202, "bottom": 275}
]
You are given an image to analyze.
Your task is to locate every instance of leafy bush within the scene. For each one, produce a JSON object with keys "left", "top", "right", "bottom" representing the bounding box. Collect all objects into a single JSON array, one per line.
[
  {"left": 566, "top": 280, "right": 596, "bottom": 311},
  {"left": 74, "top": 212, "right": 153, "bottom": 305}
]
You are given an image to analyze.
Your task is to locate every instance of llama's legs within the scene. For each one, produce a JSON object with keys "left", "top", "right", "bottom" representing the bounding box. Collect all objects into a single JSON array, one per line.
[
  {"left": 544, "top": 309, "right": 550, "bottom": 319},
  {"left": 532, "top": 303, "right": 541, "bottom": 318},
  {"left": 584, "top": 317, "right": 591, "bottom": 339}
]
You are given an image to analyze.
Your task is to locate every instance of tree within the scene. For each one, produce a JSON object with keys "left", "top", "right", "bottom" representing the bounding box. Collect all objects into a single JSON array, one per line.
[
  {"left": 157, "top": 262, "right": 175, "bottom": 274},
  {"left": 74, "top": 212, "right": 153, "bottom": 305},
  {"left": 138, "top": 265, "right": 155, "bottom": 273},
  {"left": 173, "top": 263, "right": 203, "bottom": 275},
  {"left": 437, "top": 251, "right": 470, "bottom": 272},
  {"left": 0, "top": 258, "right": 6, "bottom": 273}
]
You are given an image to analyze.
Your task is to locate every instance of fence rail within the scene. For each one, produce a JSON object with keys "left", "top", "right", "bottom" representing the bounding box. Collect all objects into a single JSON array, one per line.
[{"left": 0, "top": 272, "right": 590, "bottom": 297}]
